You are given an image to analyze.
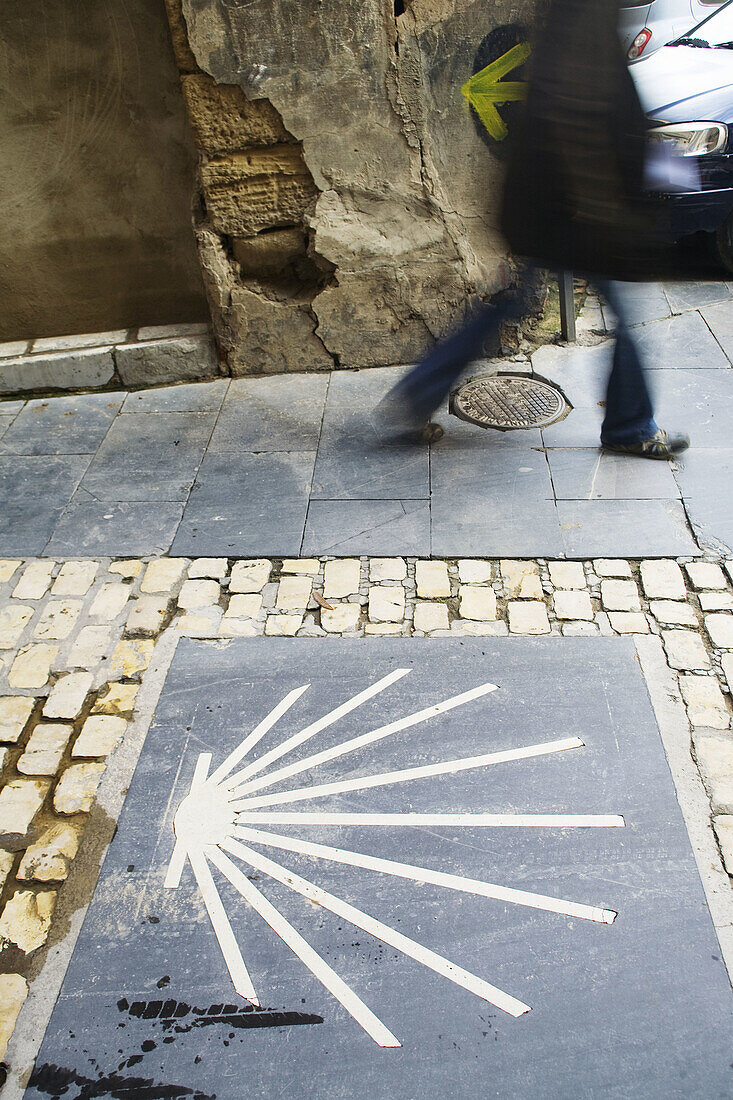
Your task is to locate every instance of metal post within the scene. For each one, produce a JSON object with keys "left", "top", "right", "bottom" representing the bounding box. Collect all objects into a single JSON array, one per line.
[{"left": 558, "top": 270, "right": 576, "bottom": 343}]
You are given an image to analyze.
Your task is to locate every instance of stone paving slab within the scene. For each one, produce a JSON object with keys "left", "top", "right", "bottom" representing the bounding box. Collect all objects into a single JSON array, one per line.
[
  {"left": 302, "top": 500, "right": 432, "bottom": 557},
  {"left": 536, "top": 344, "right": 609, "bottom": 449},
  {"left": 79, "top": 412, "right": 216, "bottom": 503},
  {"left": 0, "top": 280, "right": 732, "bottom": 560},
  {"left": 0, "top": 394, "right": 123, "bottom": 456},
  {"left": 701, "top": 299, "right": 733, "bottom": 361},
  {"left": 207, "top": 375, "right": 328, "bottom": 453},
  {"left": 171, "top": 452, "right": 316, "bottom": 557},
  {"left": 432, "top": 493, "right": 564, "bottom": 559},
  {"left": 665, "top": 280, "right": 732, "bottom": 313},
  {"left": 312, "top": 426, "right": 430, "bottom": 501},
  {"left": 631, "top": 310, "right": 730, "bottom": 371},
  {"left": 654, "top": 368, "right": 733, "bottom": 450},
  {"left": 601, "top": 281, "right": 672, "bottom": 327},
  {"left": 23, "top": 637, "right": 733, "bottom": 1098},
  {"left": 45, "top": 496, "right": 185, "bottom": 558},
  {"left": 0, "top": 458, "right": 92, "bottom": 557},
  {"left": 1, "top": 553, "right": 733, "bottom": 1091},
  {"left": 547, "top": 448, "right": 680, "bottom": 501},
  {"left": 557, "top": 500, "right": 697, "bottom": 559},
  {"left": 673, "top": 449, "right": 733, "bottom": 555},
  {"left": 120, "top": 379, "right": 229, "bottom": 414}
]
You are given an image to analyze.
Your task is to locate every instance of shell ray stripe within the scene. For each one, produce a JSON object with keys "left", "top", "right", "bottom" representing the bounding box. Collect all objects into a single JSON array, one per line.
[{"left": 164, "top": 673, "right": 623, "bottom": 1046}]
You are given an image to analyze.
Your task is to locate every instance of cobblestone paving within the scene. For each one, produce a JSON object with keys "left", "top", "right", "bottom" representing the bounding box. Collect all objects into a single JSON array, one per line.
[{"left": 1, "top": 551, "right": 733, "bottom": 1071}]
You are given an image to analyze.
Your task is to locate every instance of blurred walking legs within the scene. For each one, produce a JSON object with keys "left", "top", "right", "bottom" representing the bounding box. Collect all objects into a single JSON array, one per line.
[
  {"left": 377, "top": 272, "right": 688, "bottom": 457},
  {"left": 376, "top": 272, "right": 538, "bottom": 437},
  {"left": 596, "top": 280, "right": 657, "bottom": 445}
]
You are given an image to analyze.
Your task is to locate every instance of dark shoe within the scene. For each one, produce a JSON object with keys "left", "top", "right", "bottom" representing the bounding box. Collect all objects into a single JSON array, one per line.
[{"left": 601, "top": 428, "right": 689, "bottom": 459}]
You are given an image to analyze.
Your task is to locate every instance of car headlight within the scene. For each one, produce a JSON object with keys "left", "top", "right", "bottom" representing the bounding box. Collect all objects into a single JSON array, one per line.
[{"left": 647, "top": 122, "right": 728, "bottom": 156}]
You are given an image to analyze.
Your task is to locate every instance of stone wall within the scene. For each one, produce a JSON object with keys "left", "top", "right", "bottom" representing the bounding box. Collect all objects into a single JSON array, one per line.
[
  {"left": 164, "top": 0, "right": 536, "bottom": 375},
  {"left": 0, "top": 0, "right": 209, "bottom": 342}
]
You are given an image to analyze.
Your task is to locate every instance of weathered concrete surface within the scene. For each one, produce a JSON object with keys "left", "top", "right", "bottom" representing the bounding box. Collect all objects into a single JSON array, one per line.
[
  {"left": 0, "top": 349, "right": 115, "bottom": 396},
  {"left": 201, "top": 146, "right": 319, "bottom": 236},
  {"left": 0, "top": 328, "right": 221, "bottom": 399},
  {"left": 181, "top": 0, "right": 531, "bottom": 369},
  {"left": 0, "top": 0, "right": 208, "bottom": 341},
  {"left": 227, "top": 286, "right": 333, "bottom": 375},
  {"left": 181, "top": 73, "right": 291, "bottom": 155},
  {"left": 114, "top": 335, "right": 221, "bottom": 388},
  {"left": 233, "top": 229, "right": 307, "bottom": 276}
]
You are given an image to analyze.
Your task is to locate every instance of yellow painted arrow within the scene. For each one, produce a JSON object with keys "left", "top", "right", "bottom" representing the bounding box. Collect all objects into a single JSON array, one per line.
[{"left": 461, "top": 42, "right": 531, "bottom": 141}]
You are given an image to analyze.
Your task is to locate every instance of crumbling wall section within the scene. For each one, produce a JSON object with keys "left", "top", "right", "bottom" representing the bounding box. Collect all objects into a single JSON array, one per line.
[
  {"left": 163, "top": 0, "right": 334, "bottom": 374},
  {"left": 165, "top": 0, "right": 534, "bottom": 374}
]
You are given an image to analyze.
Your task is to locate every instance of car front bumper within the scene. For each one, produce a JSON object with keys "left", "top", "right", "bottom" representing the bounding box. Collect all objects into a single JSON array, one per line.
[{"left": 663, "top": 152, "right": 733, "bottom": 238}]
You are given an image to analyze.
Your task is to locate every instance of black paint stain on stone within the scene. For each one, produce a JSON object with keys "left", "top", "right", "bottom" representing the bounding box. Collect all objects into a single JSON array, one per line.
[
  {"left": 27, "top": 1063, "right": 215, "bottom": 1099},
  {"left": 470, "top": 23, "right": 529, "bottom": 155},
  {"left": 157, "top": 976, "right": 171, "bottom": 988},
  {"left": 117, "top": 997, "right": 323, "bottom": 1034}
]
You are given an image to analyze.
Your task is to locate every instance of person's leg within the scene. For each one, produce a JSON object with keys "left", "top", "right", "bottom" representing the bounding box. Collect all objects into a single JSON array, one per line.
[
  {"left": 597, "top": 281, "right": 657, "bottom": 444},
  {"left": 375, "top": 268, "right": 538, "bottom": 436},
  {"left": 388, "top": 302, "right": 499, "bottom": 424},
  {"left": 597, "top": 280, "right": 688, "bottom": 458}
]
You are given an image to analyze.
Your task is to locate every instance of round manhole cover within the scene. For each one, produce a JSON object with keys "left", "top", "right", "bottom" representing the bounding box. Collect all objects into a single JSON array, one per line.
[{"left": 450, "top": 372, "right": 570, "bottom": 431}]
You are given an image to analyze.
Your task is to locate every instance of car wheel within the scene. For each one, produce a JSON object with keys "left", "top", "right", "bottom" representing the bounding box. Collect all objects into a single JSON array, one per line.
[{"left": 713, "top": 212, "right": 733, "bottom": 275}]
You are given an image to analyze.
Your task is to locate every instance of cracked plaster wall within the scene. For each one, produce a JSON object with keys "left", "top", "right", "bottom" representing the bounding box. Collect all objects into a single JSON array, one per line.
[{"left": 177, "top": 0, "right": 535, "bottom": 372}]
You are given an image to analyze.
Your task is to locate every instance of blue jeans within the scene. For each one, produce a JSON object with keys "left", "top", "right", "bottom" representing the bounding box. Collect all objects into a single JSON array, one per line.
[
  {"left": 596, "top": 280, "right": 657, "bottom": 445},
  {"left": 389, "top": 274, "right": 657, "bottom": 445}
]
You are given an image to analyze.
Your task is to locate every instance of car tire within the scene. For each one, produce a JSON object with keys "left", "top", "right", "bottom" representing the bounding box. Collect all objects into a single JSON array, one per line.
[{"left": 713, "top": 213, "right": 733, "bottom": 275}]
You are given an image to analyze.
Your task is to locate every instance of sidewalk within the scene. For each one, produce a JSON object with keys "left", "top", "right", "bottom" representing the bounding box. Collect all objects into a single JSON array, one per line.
[
  {"left": 1, "top": 277, "right": 733, "bottom": 1096},
  {"left": 1, "top": 277, "right": 732, "bottom": 562}
]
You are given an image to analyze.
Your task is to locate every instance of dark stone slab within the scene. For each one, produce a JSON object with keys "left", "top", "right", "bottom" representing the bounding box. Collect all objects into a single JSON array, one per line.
[
  {"left": 673, "top": 448, "right": 733, "bottom": 554},
  {"left": 558, "top": 499, "right": 699, "bottom": 558},
  {"left": 431, "top": 425, "right": 563, "bottom": 557},
  {"left": 26, "top": 638, "right": 732, "bottom": 1100},
  {"left": 81, "top": 412, "right": 216, "bottom": 502},
  {"left": 534, "top": 344, "right": 610, "bottom": 448},
  {"left": 0, "top": 392, "right": 123, "bottom": 455},
  {"left": 654, "top": 367, "right": 733, "bottom": 448},
  {"left": 308, "top": 367, "right": 430, "bottom": 501},
  {"left": 602, "top": 281, "right": 671, "bottom": 327},
  {"left": 685, "top": 497, "right": 733, "bottom": 556},
  {"left": 547, "top": 447, "right": 680, "bottom": 500},
  {"left": 172, "top": 450, "right": 314, "bottom": 556},
  {"left": 0, "top": 455, "right": 91, "bottom": 555},
  {"left": 303, "top": 499, "right": 430, "bottom": 556},
  {"left": 312, "top": 423, "right": 430, "bottom": 501},
  {"left": 700, "top": 300, "right": 733, "bottom": 362},
  {"left": 323, "top": 365, "right": 413, "bottom": 410},
  {"left": 631, "top": 311, "right": 730, "bottom": 371},
  {"left": 121, "top": 380, "right": 230, "bottom": 414},
  {"left": 664, "top": 280, "right": 732, "bottom": 314},
  {"left": 208, "top": 375, "right": 329, "bottom": 453},
  {"left": 45, "top": 490, "right": 184, "bottom": 556},
  {"left": 0, "top": 418, "right": 12, "bottom": 442},
  {"left": 431, "top": 495, "right": 564, "bottom": 558}
]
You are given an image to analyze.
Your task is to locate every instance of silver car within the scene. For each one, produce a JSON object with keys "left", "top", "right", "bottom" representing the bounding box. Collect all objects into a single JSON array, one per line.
[{"left": 619, "top": 0, "right": 724, "bottom": 59}]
